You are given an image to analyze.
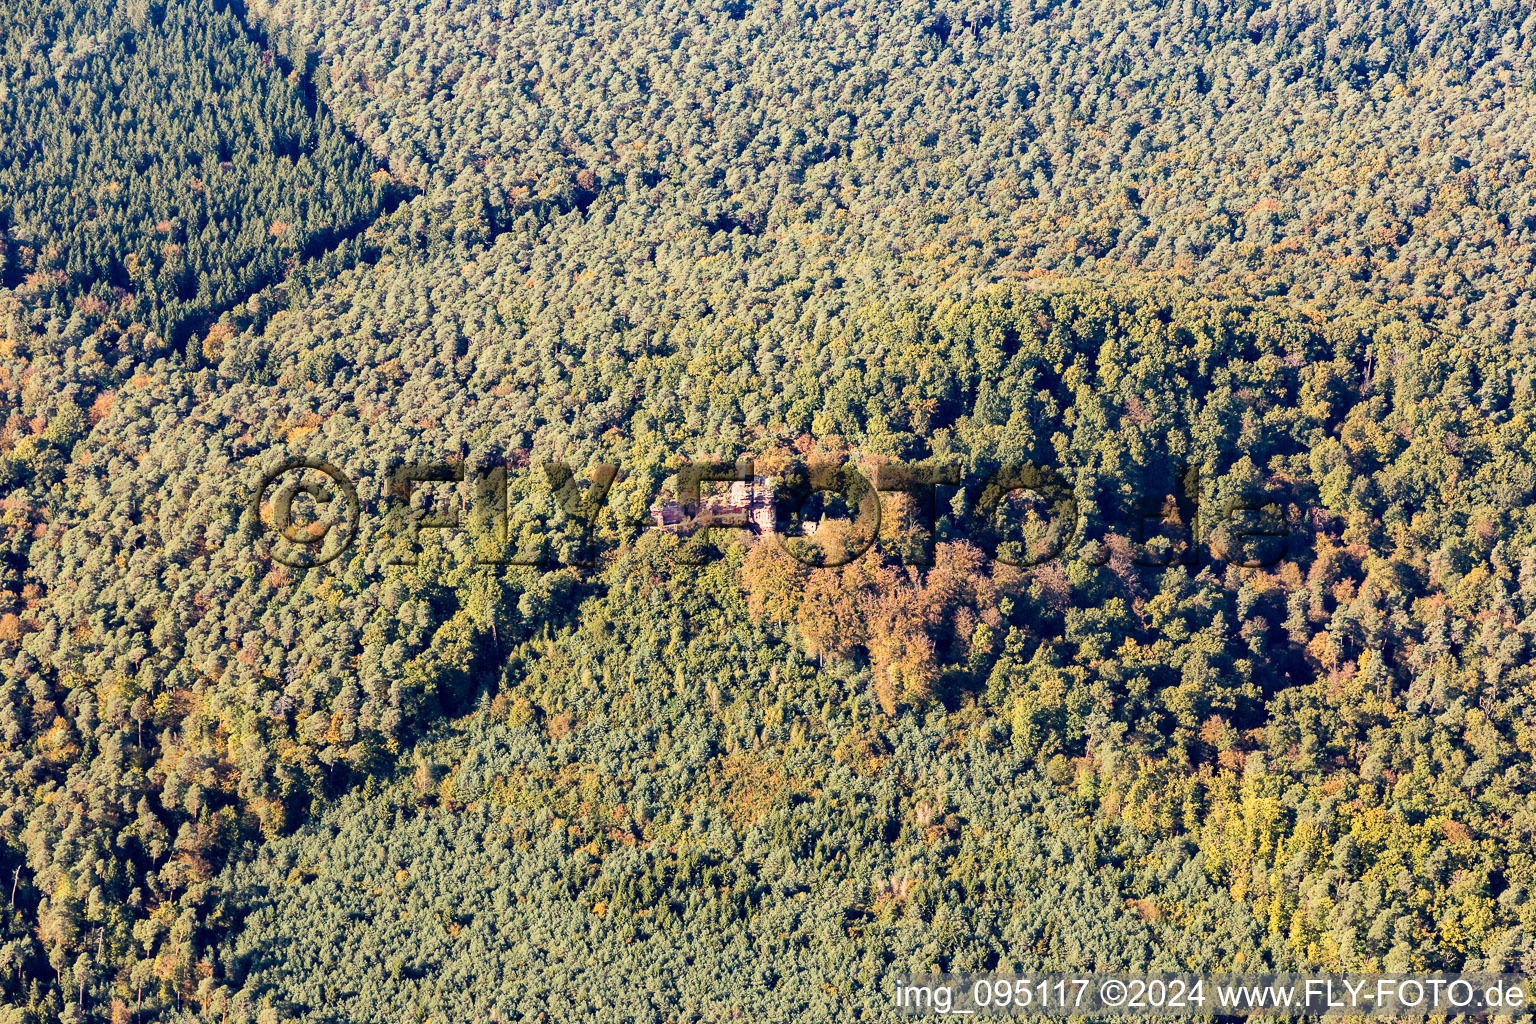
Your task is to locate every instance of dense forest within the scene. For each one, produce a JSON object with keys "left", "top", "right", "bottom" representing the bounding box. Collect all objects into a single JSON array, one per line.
[
  {"left": 253, "top": 0, "right": 1536, "bottom": 335},
  {"left": 4, "top": 0, "right": 1536, "bottom": 1021},
  {"left": 0, "top": 0, "right": 395, "bottom": 350}
]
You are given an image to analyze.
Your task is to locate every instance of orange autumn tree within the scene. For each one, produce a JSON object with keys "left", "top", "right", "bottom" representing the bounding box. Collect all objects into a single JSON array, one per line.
[{"left": 741, "top": 536, "right": 1018, "bottom": 714}]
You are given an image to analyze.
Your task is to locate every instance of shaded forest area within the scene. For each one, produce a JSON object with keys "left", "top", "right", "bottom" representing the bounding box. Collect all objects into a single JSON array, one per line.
[
  {"left": 4, "top": 0, "right": 1536, "bottom": 1021},
  {"left": 0, "top": 0, "right": 399, "bottom": 352}
]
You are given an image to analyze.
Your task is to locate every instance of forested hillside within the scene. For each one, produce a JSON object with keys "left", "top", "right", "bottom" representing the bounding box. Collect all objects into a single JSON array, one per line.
[
  {"left": 255, "top": 0, "right": 1536, "bottom": 334},
  {"left": 4, "top": 0, "right": 1536, "bottom": 1021},
  {"left": 0, "top": 0, "right": 394, "bottom": 350}
]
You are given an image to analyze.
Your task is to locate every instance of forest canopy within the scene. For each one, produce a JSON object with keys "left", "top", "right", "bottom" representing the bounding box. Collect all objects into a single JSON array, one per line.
[
  {"left": 3, "top": 0, "right": 1536, "bottom": 1021},
  {"left": 0, "top": 0, "right": 392, "bottom": 351}
]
